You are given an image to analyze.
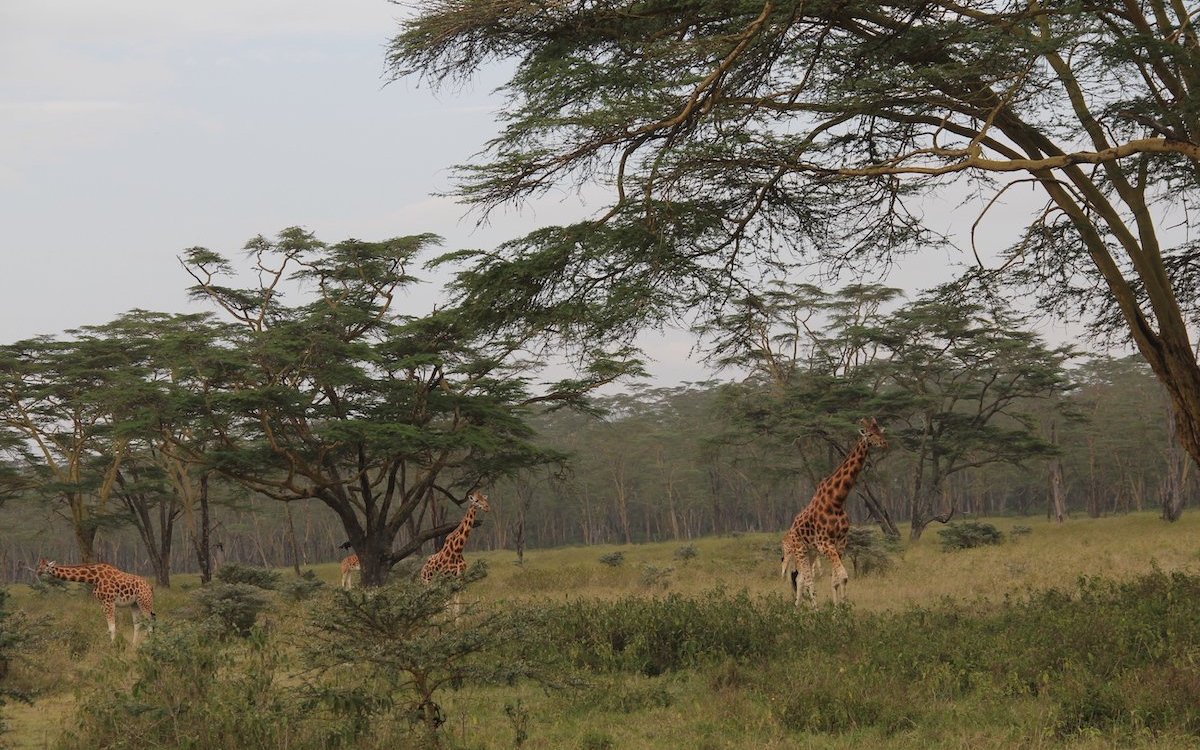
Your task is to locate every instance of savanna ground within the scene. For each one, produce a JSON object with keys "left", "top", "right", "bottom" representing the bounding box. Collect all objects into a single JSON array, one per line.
[{"left": 5, "top": 512, "right": 1200, "bottom": 749}]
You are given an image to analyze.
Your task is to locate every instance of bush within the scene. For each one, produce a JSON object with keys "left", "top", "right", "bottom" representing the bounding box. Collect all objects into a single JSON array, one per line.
[
  {"left": 302, "top": 561, "right": 562, "bottom": 745},
  {"left": 528, "top": 589, "right": 797, "bottom": 676},
  {"left": 638, "top": 564, "right": 673, "bottom": 590},
  {"left": 938, "top": 521, "right": 1004, "bottom": 551},
  {"left": 844, "top": 527, "right": 895, "bottom": 576},
  {"left": 0, "top": 588, "right": 41, "bottom": 741},
  {"left": 673, "top": 544, "right": 698, "bottom": 562},
  {"left": 215, "top": 562, "right": 281, "bottom": 590},
  {"left": 60, "top": 621, "right": 298, "bottom": 750},
  {"left": 278, "top": 570, "right": 324, "bottom": 602},
  {"left": 598, "top": 552, "right": 625, "bottom": 567},
  {"left": 189, "top": 583, "right": 271, "bottom": 637}
]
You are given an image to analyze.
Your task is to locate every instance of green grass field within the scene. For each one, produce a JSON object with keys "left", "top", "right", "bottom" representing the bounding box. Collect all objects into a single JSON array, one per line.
[{"left": 5, "top": 512, "right": 1200, "bottom": 749}]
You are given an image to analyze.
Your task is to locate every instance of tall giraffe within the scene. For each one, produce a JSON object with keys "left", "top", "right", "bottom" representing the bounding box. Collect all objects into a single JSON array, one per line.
[
  {"left": 420, "top": 490, "right": 490, "bottom": 582},
  {"left": 781, "top": 417, "right": 888, "bottom": 606},
  {"left": 37, "top": 558, "right": 156, "bottom": 644},
  {"left": 339, "top": 553, "right": 360, "bottom": 589}
]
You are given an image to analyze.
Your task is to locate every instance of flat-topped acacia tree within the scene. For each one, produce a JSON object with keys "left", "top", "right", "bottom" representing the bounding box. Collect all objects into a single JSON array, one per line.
[
  {"left": 388, "top": 0, "right": 1200, "bottom": 484},
  {"left": 181, "top": 227, "right": 640, "bottom": 586}
]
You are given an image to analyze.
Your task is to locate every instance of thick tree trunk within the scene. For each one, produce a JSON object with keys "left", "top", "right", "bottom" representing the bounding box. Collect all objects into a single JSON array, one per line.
[
  {"left": 70, "top": 495, "right": 98, "bottom": 563},
  {"left": 1163, "top": 406, "right": 1190, "bottom": 522}
]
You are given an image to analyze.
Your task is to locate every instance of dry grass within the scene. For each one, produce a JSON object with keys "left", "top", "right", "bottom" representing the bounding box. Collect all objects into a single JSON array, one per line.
[
  {"left": 5, "top": 511, "right": 1200, "bottom": 749},
  {"left": 468, "top": 512, "right": 1200, "bottom": 610}
]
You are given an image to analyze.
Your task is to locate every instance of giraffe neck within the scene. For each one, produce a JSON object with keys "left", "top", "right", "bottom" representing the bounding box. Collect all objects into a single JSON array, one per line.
[
  {"left": 818, "top": 437, "right": 871, "bottom": 512},
  {"left": 47, "top": 563, "right": 103, "bottom": 584},
  {"left": 447, "top": 506, "right": 478, "bottom": 547}
]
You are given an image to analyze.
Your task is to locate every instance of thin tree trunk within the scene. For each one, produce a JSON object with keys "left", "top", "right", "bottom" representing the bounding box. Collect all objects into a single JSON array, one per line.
[
  {"left": 283, "top": 501, "right": 303, "bottom": 576},
  {"left": 193, "top": 473, "right": 213, "bottom": 584}
]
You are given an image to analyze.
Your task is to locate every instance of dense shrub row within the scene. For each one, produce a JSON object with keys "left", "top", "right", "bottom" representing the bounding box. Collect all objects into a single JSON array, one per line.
[
  {"left": 37, "top": 569, "right": 1200, "bottom": 748},
  {"left": 526, "top": 570, "right": 1200, "bottom": 737}
]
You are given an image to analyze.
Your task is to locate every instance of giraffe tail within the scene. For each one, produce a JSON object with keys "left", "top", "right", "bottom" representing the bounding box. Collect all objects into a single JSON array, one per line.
[{"left": 781, "top": 554, "right": 799, "bottom": 593}]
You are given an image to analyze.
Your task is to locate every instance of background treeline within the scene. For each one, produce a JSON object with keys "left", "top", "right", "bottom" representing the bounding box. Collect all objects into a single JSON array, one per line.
[{"left": 1, "top": 346, "right": 1186, "bottom": 585}]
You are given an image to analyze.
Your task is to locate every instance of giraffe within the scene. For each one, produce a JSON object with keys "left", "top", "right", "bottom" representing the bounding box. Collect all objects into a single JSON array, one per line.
[
  {"left": 781, "top": 417, "right": 888, "bottom": 607},
  {"left": 420, "top": 490, "right": 490, "bottom": 583},
  {"left": 36, "top": 558, "right": 156, "bottom": 644},
  {"left": 339, "top": 553, "right": 361, "bottom": 589}
]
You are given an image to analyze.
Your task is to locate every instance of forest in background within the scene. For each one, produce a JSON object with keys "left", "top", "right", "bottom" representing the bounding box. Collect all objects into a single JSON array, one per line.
[{"left": 0, "top": 346, "right": 1185, "bottom": 586}]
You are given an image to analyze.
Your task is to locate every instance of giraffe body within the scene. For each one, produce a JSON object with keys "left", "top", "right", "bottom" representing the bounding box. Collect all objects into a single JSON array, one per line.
[
  {"left": 339, "top": 553, "right": 360, "bottom": 589},
  {"left": 420, "top": 490, "right": 490, "bottom": 583},
  {"left": 781, "top": 418, "right": 887, "bottom": 606},
  {"left": 37, "top": 558, "right": 156, "bottom": 644}
]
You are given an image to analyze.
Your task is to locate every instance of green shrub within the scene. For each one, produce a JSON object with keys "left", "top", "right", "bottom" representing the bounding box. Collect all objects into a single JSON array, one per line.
[
  {"left": 215, "top": 562, "right": 282, "bottom": 590},
  {"left": 529, "top": 589, "right": 797, "bottom": 676},
  {"left": 302, "top": 562, "right": 563, "bottom": 745},
  {"left": 844, "top": 526, "right": 895, "bottom": 576},
  {"left": 638, "top": 564, "right": 673, "bottom": 590},
  {"left": 0, "top": 588, "right": 41, "bottom": 741},
  {"left": 598, "top": 552, "right": 625, "bottom": 567},
  {"left": 938, "top": 521, "right": 1004, "bottom": 551},
  {"left": 189, "top": 582, "right": 271, "bottom": 637},
  {"left": 28, "top": 574, "right": 68, "bottom": 595},
  {"left": 60, "top": 621, "right": 298, "bottom": 750},
  {"left": 278, "top": 570, "right": 324, "bottom": 602},
  {"left": 674, "top": 544, "right": 698, "bottom": 562}
]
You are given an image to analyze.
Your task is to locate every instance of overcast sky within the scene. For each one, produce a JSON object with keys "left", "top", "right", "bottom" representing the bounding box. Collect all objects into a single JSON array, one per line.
[{"left": 2, "top": 2, "right": 1075, "bottom": 387}]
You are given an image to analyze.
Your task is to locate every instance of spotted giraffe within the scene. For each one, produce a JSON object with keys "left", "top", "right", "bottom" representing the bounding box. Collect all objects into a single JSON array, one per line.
[
  {"left": 37, "top": 558, "right": 156, "bottom": 644},
  {"left": 420, "top": 490, "right": 490, "bottom": 582},
  {"left": 339, "top": 553, "right": 360, "bottom": 589},
  {"left": 781, "top": 417, "right": 888, "bottom": 606}
]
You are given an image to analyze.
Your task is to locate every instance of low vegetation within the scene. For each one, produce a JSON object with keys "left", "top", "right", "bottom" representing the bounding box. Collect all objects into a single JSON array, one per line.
[{"left": 5, "top": 513, "right": 1200, "bottom": 749}]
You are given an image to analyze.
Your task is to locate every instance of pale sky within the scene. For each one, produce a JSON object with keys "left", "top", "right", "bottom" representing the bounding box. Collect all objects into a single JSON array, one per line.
[{"left": 1, "top": 2, "right": 1075, "bottom": 386}]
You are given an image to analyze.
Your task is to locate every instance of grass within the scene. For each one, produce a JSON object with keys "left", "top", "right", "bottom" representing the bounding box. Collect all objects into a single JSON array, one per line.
[
  {"left": 469, "top": 513, "right": 1200, "bottom": 609},
  {"left": 5, "top": 511, "right": 1200, "bottom": 749}
]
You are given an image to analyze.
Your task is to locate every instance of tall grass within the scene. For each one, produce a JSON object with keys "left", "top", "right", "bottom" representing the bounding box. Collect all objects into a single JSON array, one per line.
[{"left": 6, "top": 512, "right": 1200, "bottom": 749}]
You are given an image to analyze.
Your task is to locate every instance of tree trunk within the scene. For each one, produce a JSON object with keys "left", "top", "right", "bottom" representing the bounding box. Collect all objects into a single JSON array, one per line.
[
  {"left": 859, "top": 486, "right": 900, "bottom": 538},
  {"left": 1163, "top": 408, "right": 1190, "bottom": 522},
  {"left": 1049, "top": 422, "right": 1067, "bottom": 524},
  {"left": 193, "top": 473, "right": 213, "bottom": 584},
  {"left": 69, "top": 493, "right": 98, "bottom": 563},
  {"left": 284, "top": 501, "right": 303, "bottom": 576}
]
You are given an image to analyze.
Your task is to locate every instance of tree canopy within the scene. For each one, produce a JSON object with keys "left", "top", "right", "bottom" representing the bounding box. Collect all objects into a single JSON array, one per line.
[{"left": 388, "top": 0, "right": 1200, "bottom": 470}]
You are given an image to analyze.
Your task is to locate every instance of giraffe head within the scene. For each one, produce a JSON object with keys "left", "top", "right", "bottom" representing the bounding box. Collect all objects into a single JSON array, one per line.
[
  {"left": 467, "top": 490, "right": 490, "bottom": 513},
  {"left": 36, "top": 558, "right": 55, "bottom": 576},
  {"left": 858, "top": 417, "right": 888, "bottom": 450}
]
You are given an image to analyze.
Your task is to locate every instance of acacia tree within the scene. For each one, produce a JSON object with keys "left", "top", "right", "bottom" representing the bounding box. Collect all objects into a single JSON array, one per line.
[
  {"left": 876, "top": 288, "right": 1075, "bottom": 538},
  {"left": 390, "top": 0, "right": 1200, "bottom": 474},
  {"left": 703, "top": 283, "right": 901, "bottom": 534},
  {"left": 0, "top": 336, "right": 131, "bottom": 562},
  {"left": 701, "top": 282, "right": 1073, "bottom": 537},
  {"left": 67, "top": 311, "right": 232, "bottom": 586},
  {"left": 182, "top": 228, "right": 639, "bottom": 586}
]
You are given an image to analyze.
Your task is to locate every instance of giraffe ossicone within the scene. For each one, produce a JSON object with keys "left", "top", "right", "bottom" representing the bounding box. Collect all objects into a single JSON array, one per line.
[
  {"left": 36, "top": 558, "right": 156, "bottom": 644},
  {"left": 781, "top": 417, "right": 888, "bottom": 607}
]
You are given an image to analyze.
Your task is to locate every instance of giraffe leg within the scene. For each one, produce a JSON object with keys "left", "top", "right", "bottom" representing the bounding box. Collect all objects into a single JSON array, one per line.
[
  {"left": 794, "top": 554, "right": 817, "bottom": 607},
  {"left": 103, "top": 601, "right": 117, "bottom": 642},
  {"left": 817, "top": 544, "right": 849, "bottom": 605},
  {"left": 131, "top": 606, "right": 143, "bottom": 647}
]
